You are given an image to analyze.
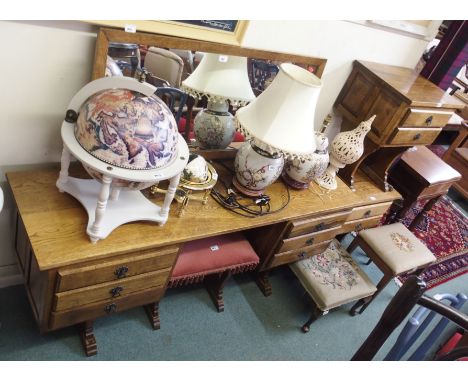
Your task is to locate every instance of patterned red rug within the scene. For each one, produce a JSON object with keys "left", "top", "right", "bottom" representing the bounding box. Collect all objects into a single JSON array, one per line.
[{"left": 395, "top": 196, "right": 468, "bottom": 289}]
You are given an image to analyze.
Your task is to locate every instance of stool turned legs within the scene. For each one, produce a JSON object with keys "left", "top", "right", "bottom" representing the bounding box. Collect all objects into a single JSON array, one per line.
[{"left": 302, "top": 304, "right": 327, "bottom": 333}]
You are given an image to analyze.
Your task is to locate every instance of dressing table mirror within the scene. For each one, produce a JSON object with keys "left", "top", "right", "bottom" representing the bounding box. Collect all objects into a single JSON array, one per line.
[{"left": 91, "top": 27, "right": 328, "bottom": 148}]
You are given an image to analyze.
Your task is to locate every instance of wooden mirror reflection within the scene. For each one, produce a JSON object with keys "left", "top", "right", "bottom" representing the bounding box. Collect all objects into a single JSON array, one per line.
[{"left": 92, "top": 27, "right": 327, "bottom": 145}]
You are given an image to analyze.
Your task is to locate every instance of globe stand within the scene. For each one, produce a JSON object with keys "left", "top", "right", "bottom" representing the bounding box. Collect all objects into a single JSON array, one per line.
[{"left": 57, "top": 76, "right": 189, "bottom": 243}]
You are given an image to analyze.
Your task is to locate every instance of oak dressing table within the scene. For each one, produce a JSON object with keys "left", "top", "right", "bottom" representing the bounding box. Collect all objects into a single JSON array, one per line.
[{"left": 7, "top": 162, "right": 399, "bottom": 356}]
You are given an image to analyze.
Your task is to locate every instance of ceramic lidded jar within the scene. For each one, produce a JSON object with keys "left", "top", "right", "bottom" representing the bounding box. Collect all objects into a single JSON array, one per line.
[
  {"left": 193, "top": 100, "right": 235, "bottom": 149},
  {"left": 75, "top": 88, "right": 178, "bottom": 190},
  {"left": 283, "top": 132, "right": 330, "bottom": 189}
]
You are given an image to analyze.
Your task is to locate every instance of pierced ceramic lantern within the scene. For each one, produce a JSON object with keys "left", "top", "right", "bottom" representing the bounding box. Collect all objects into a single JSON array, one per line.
[
  {"left": 282, "top": 132, "right": 330, "bottom": 189},
  {"left": 315, "top": 115, "right": 375, "bottom": 190},
  {"left": 57, "top": 76, "right": 189, "bottom": 243}
]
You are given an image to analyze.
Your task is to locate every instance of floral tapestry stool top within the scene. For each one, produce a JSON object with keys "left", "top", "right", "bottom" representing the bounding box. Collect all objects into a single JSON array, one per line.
[{"left": 289, "top": 239, "right": 377, "bottom": 311}]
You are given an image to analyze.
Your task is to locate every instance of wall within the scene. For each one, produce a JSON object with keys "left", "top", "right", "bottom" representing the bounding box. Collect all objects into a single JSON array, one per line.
[{"left": 0, "top": 20, "right": 435, "bottom": 286}]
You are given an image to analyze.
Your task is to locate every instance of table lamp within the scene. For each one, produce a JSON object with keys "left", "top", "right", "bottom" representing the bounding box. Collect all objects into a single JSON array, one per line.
[
  {"left": 233, "top": 63, "right": 322, "bottom": 196},
  {"left": 181, "top": 53, "right": 255, "bottom": 149}
]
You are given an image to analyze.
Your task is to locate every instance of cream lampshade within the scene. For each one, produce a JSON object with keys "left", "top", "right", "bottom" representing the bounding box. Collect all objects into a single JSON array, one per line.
[
  {"left": 233, "top": 63, "right": 322, "bottom": 196},
  {"left": 181, "top": 53, "right": 255, "bottom": 149}
]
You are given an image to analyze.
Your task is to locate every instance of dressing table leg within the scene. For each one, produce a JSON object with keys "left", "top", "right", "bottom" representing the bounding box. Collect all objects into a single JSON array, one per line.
[
  {"left": 255, "top": 271, "right": 272, "bottom": 297},
  {"left": 79, "top": 320, "right": 97, "bottom": 357},
  {"left": 145, "top": 302, "right": 160, "bottom": 330}
]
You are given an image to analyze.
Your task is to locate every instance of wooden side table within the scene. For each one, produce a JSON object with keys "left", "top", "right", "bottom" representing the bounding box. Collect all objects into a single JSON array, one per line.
[{"left": 387, "top": 146, "right": 461, "bottom": 229}]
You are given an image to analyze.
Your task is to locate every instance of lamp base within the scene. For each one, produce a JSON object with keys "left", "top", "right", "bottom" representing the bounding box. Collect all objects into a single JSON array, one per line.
[
  {"left": 232, "top": 176, "right": 266, "bottom": 197},
  {"left": 281, "top": 171, "right": 310, "bottom": 189},
  {"left": 194, "top": 101, "right": 235, "bottom": 149}
]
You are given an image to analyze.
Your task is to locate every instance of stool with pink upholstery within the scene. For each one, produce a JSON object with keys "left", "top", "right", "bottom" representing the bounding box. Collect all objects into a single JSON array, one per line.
[{"left": 165, "top": 232, "right": 258, "bottom": 314}]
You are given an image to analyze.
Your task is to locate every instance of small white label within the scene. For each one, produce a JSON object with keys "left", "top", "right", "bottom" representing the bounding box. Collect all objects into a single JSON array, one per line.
[
  {"left": 369, "top": 196, "right": 376, "bottom": 201},
  {"left": 210, "top": 245, "right": 219, "bottom": 251},
  {"left": 125, "top": 24, "right": 137, "bottom": 33},
  {"left": 218, "top": 55, "right": 228, "bottom": 63},
  {"left": 268, "top": 165, "right": 275, "bottom": 171}
]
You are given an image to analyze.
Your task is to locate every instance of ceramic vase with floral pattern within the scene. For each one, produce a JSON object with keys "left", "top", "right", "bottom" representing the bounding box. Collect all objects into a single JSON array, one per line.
[
  {"left": 194, "top": 100, "right": 235, "bottom": 149},
  {"left": 233, "top": 138, "right": 284, "bottom": 196}
]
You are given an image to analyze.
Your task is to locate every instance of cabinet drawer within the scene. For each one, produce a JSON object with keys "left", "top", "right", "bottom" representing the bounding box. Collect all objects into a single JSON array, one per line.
[
  {"left": 401, "top": 108, "right": 453, "bottom": 128},
  {"left": 287, "top": 210, "right": 350, "bottom": 238},
  {"left": 50, "top": 287, "right": 164, "bottom": 330},
  {"left": 386, "top": 127, "right": 441, "bottom": 146},
  {"left": 341, "top": 215, "right": 382, "bottom": 233},
  {"left": 53, "top": 268, "right": 170, "bottom": 312},
  {"left": 346, "top": 202, "right": 393, "bottom": 222},
  {"left": 56, "top": 245, "right": 179, "bottom": 292},
  {"left": 277, "top": 225, "right": 342, "bottom": 253},
  {"left": 268, "top": 240, "right": 332, "bottom": 269}
]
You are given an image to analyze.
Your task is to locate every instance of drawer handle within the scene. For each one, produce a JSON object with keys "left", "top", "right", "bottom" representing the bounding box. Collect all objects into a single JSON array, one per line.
[
  {"left": 413, "top": 133, "right": 421, "bottom": 141},
  {"left": 355, "top": 223, "right": 363, "bottom": 231},
  {"left": 298, "top": 251, "right": 307, "bottom": 259},
  {"left": 110, "top": 286, "right": 123, "bottom": 298},
  {"left": 425, "top": 116, "right": 433, "bottom": 126},
  {"left": 306, "top": 238, "right": 315, "bottom": 246},
  {"left": 104, "top": 303, "right": 117, "bottom": 314},
  {"left": 314, "top": 223, "right": 325, "bottom": 232},
  {"left": 114, "top": 266, "right": 129, "bottom": 279},
  {"left": 363, "top": 210, "right": 371, "bottom": 218}
]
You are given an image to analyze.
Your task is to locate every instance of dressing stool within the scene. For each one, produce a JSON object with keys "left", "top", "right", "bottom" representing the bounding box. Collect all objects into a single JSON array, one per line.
[
  {"left": 289, "top": 239, "right": 377, "bottom": 333},
  {"left": 169, "top": 232, "right": 258, "bottom": 311},
  {"left": 347, "top": 222, "right": 436, "bottom": 316}
]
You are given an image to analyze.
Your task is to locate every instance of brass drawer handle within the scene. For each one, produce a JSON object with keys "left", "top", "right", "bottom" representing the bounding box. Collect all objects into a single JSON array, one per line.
[
  {"left": 355, "top": 223, "right": 363, "bottom": 231},
  {"left": 413, "top": 133, "right": 421, "bottom": 141},
  {"left": 425, "top": 116, "right": 433, "bottom": 126},
  {"left": 314, "top": 223, "right": 325, "bottom": 232},
  {"left": 104, "top": 303, "right": 117, "bottom": 314},
  {"left": 110, "top": 286, "right": 123, "bottom": 298},
  {"left": 114, "top": 266, "right": 129, "bottom": 279},
  {"left": 363, "top": 210, "right": 371, "bottom": 218},
  {"left": 298, "top": 251, "right": 307, "bottom": 259},
  {"left": 306, "top": 238, "right": 315, "bottom": 246}
]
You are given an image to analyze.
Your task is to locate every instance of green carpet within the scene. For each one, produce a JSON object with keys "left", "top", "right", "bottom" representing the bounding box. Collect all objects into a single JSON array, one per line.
[{"left": 0, "top": 234, "right": 466, "bottom": 361}]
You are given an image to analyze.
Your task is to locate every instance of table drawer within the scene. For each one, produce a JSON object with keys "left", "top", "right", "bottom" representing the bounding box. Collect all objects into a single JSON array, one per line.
[
  {"left": 341, "top": 215, "right": 382, "bottom": 233},
  {"left": 287, "top": 210, "right": 350, "bottom": 238},
  {"left": 53, "top": 268, "right": 171, "bottom": 312},
  {"left": 346, "top": 201, "right": 393, "bottom": 222},
  {"left": 386, "top": 127, "right": 441, "bottom": 146},
  {"left": 56, "top": 245, "right": 179, "bottom": 292},
  {"left": 268, "top": 240, "right": 332, "bottom": 269},
  {"left": 277, "top": 225, "right": 342, "bottom": 253},
  {"left": 50, "top": 287, "right": 164, "bottom": 330},
  {"left": 401, "top": 108, "right": 453, "bottom": 128}
]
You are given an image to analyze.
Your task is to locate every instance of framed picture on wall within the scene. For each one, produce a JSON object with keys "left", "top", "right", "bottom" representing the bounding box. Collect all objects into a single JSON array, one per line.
[{"left": 86, "top": 20, "right": 249, "bottom": 46}]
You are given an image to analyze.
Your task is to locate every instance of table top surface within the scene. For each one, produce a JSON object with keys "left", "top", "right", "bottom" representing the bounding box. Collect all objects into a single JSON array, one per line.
[
  {"left": 356, "top": 60, "right": 465, "bottom": 109},
  {"left": 399, "top": 146, "right": 462, "bottom": 185},
  {"left": 7, "top": 163, "right": 400, "bottom": 271}
]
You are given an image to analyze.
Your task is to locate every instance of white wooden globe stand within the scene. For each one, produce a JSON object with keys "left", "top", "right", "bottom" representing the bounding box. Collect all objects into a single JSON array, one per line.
[{"left": 57, "top": 77, "right": 189, "bottom": 243}]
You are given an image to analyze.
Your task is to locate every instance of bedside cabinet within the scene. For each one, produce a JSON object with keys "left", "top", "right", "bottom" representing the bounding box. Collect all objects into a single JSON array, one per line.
[{"left": 335, "top": 60, "right": 465, "bottom": 191}]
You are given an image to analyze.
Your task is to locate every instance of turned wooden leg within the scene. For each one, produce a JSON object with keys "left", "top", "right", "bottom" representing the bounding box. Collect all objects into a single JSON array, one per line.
[
  {"left": 205, "top": 270, "right": 231, "bottom": 312},
  {"left": 302, "top": 305, "right": 325, "bottom": 333},
  {"left": 89, "top": 174, "right": 112, "bottom": 243},
  {"left": 160, "top": 173, "right": 181, "bottom": 219},
  {"left": 79, "top": 320, "right": 97, "bottom": 357},
  {"left": 409, "top": 196, "right": 440, "bottom": 231},
  {"left": 145, "top": 302, "right": 160, "bottom": 330},
  {"left": 255, "top": 271, "right": 272, "bottom": 297},
  {"left": 394, "top": 200, "right": 416, "bottom": 225}
]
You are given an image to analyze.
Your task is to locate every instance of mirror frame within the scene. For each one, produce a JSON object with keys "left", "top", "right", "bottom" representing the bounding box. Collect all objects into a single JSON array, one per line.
[
  {"left": 92, "top": 27, "right": 327, "bottom": 80},
  {"left": 91, "top": 27, "right": 328, "bottom": 150}
]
